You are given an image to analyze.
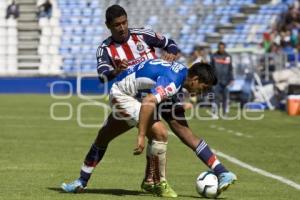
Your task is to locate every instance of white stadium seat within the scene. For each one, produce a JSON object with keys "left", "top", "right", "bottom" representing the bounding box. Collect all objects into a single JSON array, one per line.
[
  {"left": 0, "top": 37, "right": 6, "bottom": 45},
  {"left": 40, "top": 36, "right": 50, "bottom": 45},
  {"left": 49, "top": 45, "right": 59, "bottom": 55},
  {"left": 0, "top": 28, "right": 6, "bottom": 37},
  {"left": 7, "top": 19, "right": 17, "bottom": 27},
  {"left": 50, "top": 18, "right": 60, "bottom": 26},
  {"left": 52, "top": 27, "right": 62, "bottom": 36},
  {"left": 38, "top": 45, "right": 48, "bottom": 55},
  {"left": 42, "top": 27, "right": 52, "bottom": 36},
  {"left": 7, "top": 37, "right": 17, "bottom": 45},
  {"left": 0, "top": 46, "right": 6, "bottom": 55},
  {"left": 7, "top": 45, "right": 17, "bottom": 55},
  {"left": 51, "top": 36, "right": 61, "bottom": 46},
  {"left": 39, "top": 18, "right": 50, "bottom": 27},
  {"left": 0, "top": 20, "right": 6, "bottom": 27},
  {"left": 7, "top": 28, "right": 17, "bottom": 36}
]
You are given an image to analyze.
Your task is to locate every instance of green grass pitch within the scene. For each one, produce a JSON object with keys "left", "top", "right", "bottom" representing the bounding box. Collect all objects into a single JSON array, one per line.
[{"left": 0, "top": 94, "right": 299, "bottom": 200}]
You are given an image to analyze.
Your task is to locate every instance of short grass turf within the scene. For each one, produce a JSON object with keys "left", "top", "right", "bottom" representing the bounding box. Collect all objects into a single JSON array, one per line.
[{"left": 0, "top": 94, "right": 299, "bottom": 200}]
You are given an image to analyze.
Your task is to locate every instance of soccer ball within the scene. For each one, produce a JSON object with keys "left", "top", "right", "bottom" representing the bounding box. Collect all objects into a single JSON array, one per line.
[{"left": 196, "top": 171, "right": 219, "bottom": 198}]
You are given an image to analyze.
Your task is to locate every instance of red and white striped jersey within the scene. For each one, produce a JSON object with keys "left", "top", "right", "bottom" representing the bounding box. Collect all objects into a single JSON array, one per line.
[{"left": 96, "top": 28, "right": 179, "bottom": 81}]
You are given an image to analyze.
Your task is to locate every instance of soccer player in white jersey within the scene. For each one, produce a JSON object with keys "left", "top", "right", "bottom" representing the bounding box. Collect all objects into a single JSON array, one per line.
[
  {"left": 111, "top": 59, "right": 237, "bottom": 196},
  {"left": 61, "top": 4, "right": 180, "bottom": 197},
  {"left": 62, "top": 59, "right": 237, "bottom": 197}
]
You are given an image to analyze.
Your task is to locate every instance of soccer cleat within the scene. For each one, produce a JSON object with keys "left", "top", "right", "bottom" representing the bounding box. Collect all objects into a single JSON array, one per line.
[
  {"left": 217, "top": 171, "right": 237, "bottom": 193},
  {"left": 140, "top": 180, "right": 155, "bottom": 193},
  {"left": 61, "top": 179, "right": 86, "bottom": 193},
  {"left": 154, "top": 181, "right": 178, "bottom": 198}
]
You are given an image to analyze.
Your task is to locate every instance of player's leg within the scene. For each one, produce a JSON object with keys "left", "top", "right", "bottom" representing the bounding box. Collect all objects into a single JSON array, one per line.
[
  {"left": 167, "top": 118, "right": 237, "bottom": 192},
  {"left": 109, "top": 88, "right": 159, "bottom": 194},
  {"left": 61, "top": 113, "right": 133, "bottom": 193},
  {"left": 222, "top": 86, "right": 230, "bottom": 115},
  {"left": 140, "top": 140, "right": 156, "bottom": 192},
  {"left": 213, "top": 84, "right": 222, "bottom": 115},
  {"left": 147, "top": 121, "right": 177, "bottom": 198}
]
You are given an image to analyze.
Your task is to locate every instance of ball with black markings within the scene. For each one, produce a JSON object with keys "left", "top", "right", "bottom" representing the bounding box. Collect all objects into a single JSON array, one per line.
[{"left": 196, "top": 171, "right": 219, "bottom": 198}]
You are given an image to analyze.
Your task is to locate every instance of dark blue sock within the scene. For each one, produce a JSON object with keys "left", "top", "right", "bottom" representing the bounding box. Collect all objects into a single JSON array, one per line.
[
  {"left": 79, "top": 144, "right": 107, "bottom": 186},
  {"left": 195, "top": 140, "right": 228, "bottom": 176}
]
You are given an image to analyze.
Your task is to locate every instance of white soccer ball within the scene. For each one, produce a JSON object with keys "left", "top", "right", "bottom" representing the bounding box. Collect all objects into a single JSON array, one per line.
[{"left": 196, "top": 171, "right": 219, "bottom": 198}]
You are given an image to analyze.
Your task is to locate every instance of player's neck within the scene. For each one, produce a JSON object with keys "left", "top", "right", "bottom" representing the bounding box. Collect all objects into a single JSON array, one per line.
[{"left": 112, "top": 31, "right": 130, "bottom": 44}]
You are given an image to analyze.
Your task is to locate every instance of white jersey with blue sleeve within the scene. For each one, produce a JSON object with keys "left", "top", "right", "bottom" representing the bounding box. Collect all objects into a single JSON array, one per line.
[{"left": 114, "top": 59, "right": 187, "bottom": 103}]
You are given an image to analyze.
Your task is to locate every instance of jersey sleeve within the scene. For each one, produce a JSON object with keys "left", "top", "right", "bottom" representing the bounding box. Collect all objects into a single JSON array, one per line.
[
  {"left": 142, "top": 29, "right": 180, "bottom": 55},
  {"left": 150, "top": 76, "right": 181, "bottom": 104},
  {"left": 96, "top": 45, "right": 115, "bottom": 82}
]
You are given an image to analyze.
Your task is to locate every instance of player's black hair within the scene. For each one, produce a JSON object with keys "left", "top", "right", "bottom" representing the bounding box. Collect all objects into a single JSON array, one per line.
[
  {"left": 105, "top": 4, "right": 127, "bottom": 24},
  {"left": 218, "top": 41, "right": 226, "bottom": 48},
  {"left": 188, "top": 63, "right": 218, "bottom": 85}
]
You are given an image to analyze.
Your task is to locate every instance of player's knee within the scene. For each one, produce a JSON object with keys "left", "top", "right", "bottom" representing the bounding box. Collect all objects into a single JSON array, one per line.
[
  {"left": 150, "top": 121, "right": 168, "bottom": 142},
  {"left": 153, "top": 128, "right": 168, "bottom": 142}
]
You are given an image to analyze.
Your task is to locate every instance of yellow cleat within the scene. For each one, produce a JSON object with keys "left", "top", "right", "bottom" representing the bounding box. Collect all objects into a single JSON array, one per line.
[
  {"left": 154, "top": 181, "right": 178, "bottom": 198},
  {"left": 140, "top": 180, "right": 155, "bottom": 193}
]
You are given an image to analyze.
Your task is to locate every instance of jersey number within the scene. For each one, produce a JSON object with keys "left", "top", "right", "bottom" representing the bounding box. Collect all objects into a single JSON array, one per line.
[{"left": 149, "top": 59, "right": 171, "bottom": 67}]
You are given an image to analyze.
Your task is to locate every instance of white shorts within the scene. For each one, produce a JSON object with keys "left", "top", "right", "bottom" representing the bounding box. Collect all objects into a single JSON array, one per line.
[{"left": 109, "top": 83, "right": 141, "bottom": 127}]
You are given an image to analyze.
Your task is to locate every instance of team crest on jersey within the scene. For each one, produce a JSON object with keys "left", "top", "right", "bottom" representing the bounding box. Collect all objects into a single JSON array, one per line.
[{"left": 136, "top": 42, "right": 145, "bottom": 52}]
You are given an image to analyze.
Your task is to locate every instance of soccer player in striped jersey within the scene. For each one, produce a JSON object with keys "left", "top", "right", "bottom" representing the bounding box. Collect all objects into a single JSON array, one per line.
[
  {"left": 96, "top": 8, "right": 179, "bottom": 82},
  {"left": 61, "top": 4, "right": 180, "bottom": 197}
]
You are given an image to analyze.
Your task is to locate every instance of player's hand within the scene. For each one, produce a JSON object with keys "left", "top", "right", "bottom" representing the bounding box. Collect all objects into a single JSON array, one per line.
[
  {"left": 117, "top": 59, "right": 128, "bottom": 70},
  {"left": 161, "top": 52, "right": 178, "bottom": 62},
  {"left": 133, "top": 134, "right": 145, "bottom": 155},
  {"left": 113, "top": 58, "right": 128, "bottom": 74}
]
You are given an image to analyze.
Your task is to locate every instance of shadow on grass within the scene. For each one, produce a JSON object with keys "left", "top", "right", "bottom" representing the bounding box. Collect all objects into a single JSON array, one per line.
[
  {"left": 48, "top": 187, "right": 147, "bottom": 196},
  {"left": 178, "top": 194, "right": 225, "bottom": 199},
  {"left": 48, "top": 187, "right": 225, "bottom": 199}
]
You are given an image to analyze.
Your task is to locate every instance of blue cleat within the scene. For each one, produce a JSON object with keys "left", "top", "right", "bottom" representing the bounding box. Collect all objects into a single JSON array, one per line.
[
  {"left": 61, "top": 179, "right": 86, "bottom": 193},
  {"left": 218, "top": 172, "right": 237, "bottom": 193}
]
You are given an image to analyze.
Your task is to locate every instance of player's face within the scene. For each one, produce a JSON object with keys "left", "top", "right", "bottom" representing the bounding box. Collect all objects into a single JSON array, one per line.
[
  {"left": 185, "top": 77, "right": 211, "bottom": 93},
  {"left": 218, "top": 44, "right": 225, "bottom": 54},
  {"left": 107, "top": 15, "right": 129, "bottom": 43}
]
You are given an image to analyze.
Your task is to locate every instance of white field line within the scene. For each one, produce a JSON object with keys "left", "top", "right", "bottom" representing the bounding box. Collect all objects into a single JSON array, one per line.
[
  {"left": 0, "top": 115, "right": 100, "bottom": 121},
  {"left": 213, "top": 149, "right": 300, "bottom": 191},
  {"left": 167, "top": 130, "right": 300, "bottom": 191},
  {"left": 209, "top": 124, "right": 253, "bottom": 138}
]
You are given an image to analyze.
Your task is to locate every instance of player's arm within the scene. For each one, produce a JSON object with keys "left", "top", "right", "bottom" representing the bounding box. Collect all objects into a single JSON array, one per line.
[
  {"left": 143, "top": 29, "right": 180, "bottom": 61},
  {"left": 134, "top": 93, "right": 158, "bottom": 155},
  {"left": 96, "top": 46, "right": 128, "bottom": 82},
  {"left": 134, "top": 77, "right": 179, "bottom": 155}
]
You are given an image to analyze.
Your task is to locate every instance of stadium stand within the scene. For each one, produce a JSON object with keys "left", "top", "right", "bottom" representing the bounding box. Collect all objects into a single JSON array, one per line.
[
  {"left": 0, "top": 0, "right": 298, "bottom": 77},
  {"left": 0, "top": 1, "right": 18, "bottom": 74},
  {"left": 38, "top": 0, "right": 62, "bottom": 74},
  {"left": 17, "top": 0, "right": 40, "bottom": 73},
  {"left": 57, "top": 0, "right": 104, "bottom": 74}
]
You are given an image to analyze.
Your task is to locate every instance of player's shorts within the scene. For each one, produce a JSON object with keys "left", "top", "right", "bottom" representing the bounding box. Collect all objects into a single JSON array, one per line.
[
  {"left": 109, "top": 83, "right": 141, "bottom": 127},
  {"left": 159, "top": 94, "right": 185, "bottom": 121},
  {"left": 109, "top": 84, "right": 185, "bottom": 126}
]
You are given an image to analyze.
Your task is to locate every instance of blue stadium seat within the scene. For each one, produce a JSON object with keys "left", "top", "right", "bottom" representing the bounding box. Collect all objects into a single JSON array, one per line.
[
  {"left": 72, "top": 8, "right": 81, "bottom": 16},
  {"left": 72, "top": 36, "right": 82, "bottom": 45},
  {"left": 73, "top": 27, "right": 84, "bottom": 35},
  {"left": 81, "top": 18, "right": 91, "bottom": 26},
  {"left": 83, "top": 8, "right": 93, "bottom": 17},
  {"left": 93, "top": 9, "right": 102, "bottom": 17},
  {"left": 69, "top": 18, "right": 80, "bottom": 25}
]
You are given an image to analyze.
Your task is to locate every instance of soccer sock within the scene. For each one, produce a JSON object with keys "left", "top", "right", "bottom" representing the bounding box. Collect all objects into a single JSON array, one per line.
[
  {"left": 195, "top": 140, "right": 228, "bottom": 176},
  {"left": 79, "top": 144, "right": 107, "bottom": 186},
  {"left": 151, "top": 140, "right": 167, "bottom": 183},
  {"left": 144, "top": 142, "right": 154, "bottom": 183}
]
